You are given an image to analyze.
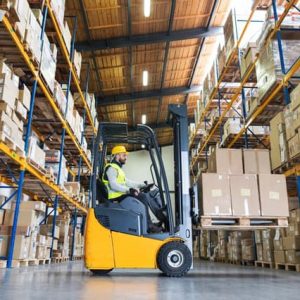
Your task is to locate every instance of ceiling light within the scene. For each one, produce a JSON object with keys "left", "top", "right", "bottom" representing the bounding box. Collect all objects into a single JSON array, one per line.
[
  {"left": 144, "top": 0, "right": 151, "bottom": 17},
  {"left": 142, "top": 70, "right": 148, "bottom": 86},
  {"left": 141, "top": 144, "right": 146, "bottom": 149},
  {"left": 142, "top": 114, "right": 147, "bottom": 124}
]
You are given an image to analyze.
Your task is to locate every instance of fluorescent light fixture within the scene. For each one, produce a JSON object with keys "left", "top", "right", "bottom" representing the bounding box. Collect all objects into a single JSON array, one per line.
[
  {"left": 144, "top": 0, "right": 151, "bottom": 17},
  {"left": 141, "top": 114, "right": 147, "bottom": 124},
  {"left": 142, "top": 70, "right": 148, "bottom": 86}
]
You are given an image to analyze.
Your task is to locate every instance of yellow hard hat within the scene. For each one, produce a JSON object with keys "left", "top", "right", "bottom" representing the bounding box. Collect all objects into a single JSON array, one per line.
[{"left": 111, "top": 145, "right": 128, "bottom": 155}]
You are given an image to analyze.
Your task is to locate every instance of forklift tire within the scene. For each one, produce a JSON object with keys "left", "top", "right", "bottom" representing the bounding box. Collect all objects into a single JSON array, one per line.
[
  {"left": 91, "top": 269, "right": 113, "bottom": 276},
  {"left": 157, "top": 241, "right": 192, "bottom": 277}
]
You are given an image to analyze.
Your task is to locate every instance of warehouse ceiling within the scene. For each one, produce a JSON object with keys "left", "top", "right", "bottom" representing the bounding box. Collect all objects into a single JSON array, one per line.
[{"left": 66, "top": 0, "right": 235, "bottom": 147}]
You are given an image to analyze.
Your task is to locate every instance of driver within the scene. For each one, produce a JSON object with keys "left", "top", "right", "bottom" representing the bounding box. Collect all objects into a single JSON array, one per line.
[{"left": 102, "top": 145, "right": 162, "bottom": 233}]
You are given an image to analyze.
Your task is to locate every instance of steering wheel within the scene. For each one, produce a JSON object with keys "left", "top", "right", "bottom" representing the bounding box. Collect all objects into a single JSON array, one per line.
[{"left": 140, "top": 182, "right": 155, "bottom": 193}]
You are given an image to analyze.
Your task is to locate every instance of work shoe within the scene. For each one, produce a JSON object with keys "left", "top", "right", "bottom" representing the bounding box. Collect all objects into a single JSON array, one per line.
[{"left": 148, "top": 224, "right": 163, "bottom": 233}]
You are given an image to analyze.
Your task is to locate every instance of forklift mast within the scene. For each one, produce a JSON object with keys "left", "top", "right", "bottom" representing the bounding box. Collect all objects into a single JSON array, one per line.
[{"left": 168, "top": 104, "right": 192, "bottom": 253}]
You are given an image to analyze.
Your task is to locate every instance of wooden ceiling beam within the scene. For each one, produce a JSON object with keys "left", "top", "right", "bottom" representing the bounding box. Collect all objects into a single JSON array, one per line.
[{"left": 75, "top": 26, "right": 223, "bottom": 51}]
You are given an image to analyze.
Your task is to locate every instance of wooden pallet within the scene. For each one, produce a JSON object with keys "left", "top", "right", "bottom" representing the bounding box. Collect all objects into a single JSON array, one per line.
[
  {"left": 241, "top": 260, "right": 255, "bottom": 267},
  {"left": 0, "top": 131, "right": 24, "bottom": 157},
  {"left": 275, "top": 263, "right": 300, "bottom": 272},
  {"left": 72, "top": 256, "right": 83, "bottom": 261},
  {"left": 255, "top": 261, "right": 275, "bottom": 269},
  {"left": 51, "top": 257, "right": 69, "bottom": 263},
  {"left": 19, "top": 259, "right": 40, "bottom": 267},
  {"left": 201, "top": 216, "right": 288, "bottom": 230}
]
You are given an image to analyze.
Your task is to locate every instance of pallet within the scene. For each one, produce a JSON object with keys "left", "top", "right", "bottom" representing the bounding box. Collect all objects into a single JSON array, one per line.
[
  {"left": 255, "top": 261, "right": 275, "bottom": 269},
  {"left": 72, "top": 256, "right": 83, "bottom": 261},
  {"left": 51, "top": 257, "right": 69, "bottom": 263},
  {"left": 19, "top": 259, "right": 40, "bottom": 266},
  {"left": 0, "top": 131, "right": 25, "bottom": 157},
  {"left": 275, "top": 263, "right": 300, "bottom": 272},
  {"left": 241, "top": 260, "right": 255, "bottom": 266},
  {"left": 200, "top": 216, "right": 288, "bottom": 230},
  {"left": 212, "top": 257, "right": 228, "bottom": 263}
]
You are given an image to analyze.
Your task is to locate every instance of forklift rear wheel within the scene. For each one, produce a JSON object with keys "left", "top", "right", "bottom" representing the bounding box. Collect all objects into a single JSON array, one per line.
[
  {"left": 157, "top": 241, "right": 192, "bottom": 277},
  {"left": 91, "top": 269, "right": 113, "bottom": 275}
]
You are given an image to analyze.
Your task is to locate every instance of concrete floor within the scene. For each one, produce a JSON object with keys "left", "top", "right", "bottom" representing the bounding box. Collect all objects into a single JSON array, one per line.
[{"left": 0, "top": 260, "right": 300, "bottom": 300}]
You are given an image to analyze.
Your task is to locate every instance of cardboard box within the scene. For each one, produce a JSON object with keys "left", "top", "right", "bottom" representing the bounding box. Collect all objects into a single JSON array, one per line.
[
  {"left": 36, "top": 246, "right": 46, "bottom": 259},
  {"left": 28, "top": 229, "right": 37, "bottom": 259},
  {"left": 230, "top": 174, "right": 260, "bottom": 216},
  {"left": 0, "top": 225, "right": 31, "bottom": 236},
  {"left": 274, "top": 250, "right": 285, "bottom": 264},
  {"left": 0, "top": 235, "right": 8, "bottom": 257},
  {"left": 283, "top": 236, "right": 300, "bottom": 250},
  {"left": 256, "top": 243, "right": 263, "bottom": 261},
  {"left": 288, "top": 132, "right": 300, "bottom": 158},
  {"left": 202, "top": 174, "right": 232, "bottom": 216},
  {"left": 241, "top": 45, "right": 258, "bottom": 78},
  {"left": 285, "top": 250, "right": 300, "bottom": 264},
  {"left": 64, "top": 182, "right": 80, "bottom": 196},
  {"left": 4, "top": 209, "right": 38, "bottom": 227},
  {"left": 15, "top": 100, "right": 27, "bottom": 121},
  {"left": 20, "top": 201, "right": 46, "bottom": 213},
  {"left": 274, "top": 239, "right": 284, "bottom": 251},
  {"left": 258, "top": 174, "right": 289, "bottom": 217},
  {"left": 255, "top": 230, "right": 262, "bottom": 243},
  {"left": 270, "top": 111, "right": 288, "bottom": 169},
  {"left": 287, "top": 222, "right": 300, "bottom": 236},
  {"left": 28, "top": 136, "right": 45, "bottom": 168},
  {"left": 0, "top": 73, "right": 19, "bottom": 108},
  {"left": 243, "top": 149, "right": 271, "bottom": 174},
  {"left": 13, "top": 235, "right": 30, "bottom": 260},
  {"left": 52, "top": 238, "right": 58, "bottom": 250},
  {"left": 40, "top": 224, "right": 60, "bottom": 239},
  {"left": 18, "top": 84, "right": 31, "bottom": 110},
  {"left": 263, "top": 238, "right": 274, "bottom": 251},
  {"left": 263, "top": 249, "right": 274, "bottom": 262},
  {"left": 0, "top": 209, "right": 4, "bottom": 225},
  {"left": 262, "top": 229, "right": 276, "bottom": 240},
  {"left": 291, "top": 83, "right": 300, "bottom": 111},
  {"left": 290, "top": 209, "right": 300, "bottom": 221},
  {"left": 216, "top": 148, "right": 243, "bottom": 175}
]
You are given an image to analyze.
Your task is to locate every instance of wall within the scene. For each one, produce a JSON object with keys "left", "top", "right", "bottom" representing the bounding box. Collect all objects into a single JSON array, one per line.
[{"left": 123, "top": 145, "right": 174, "bottom": 190}]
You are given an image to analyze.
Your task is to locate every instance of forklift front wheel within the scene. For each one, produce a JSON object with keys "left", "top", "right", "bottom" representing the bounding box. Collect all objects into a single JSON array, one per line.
[
  {"left": 157, "top": 241, "right": 192, "bottom": 277},
  {"left": 90, "top": 269, "right": 113, "bottom": 276}
]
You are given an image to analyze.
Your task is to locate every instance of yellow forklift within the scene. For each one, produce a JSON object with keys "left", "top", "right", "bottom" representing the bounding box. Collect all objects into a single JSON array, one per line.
[{"left": 84, "top": 104, "right": 197, "bottom": 277}]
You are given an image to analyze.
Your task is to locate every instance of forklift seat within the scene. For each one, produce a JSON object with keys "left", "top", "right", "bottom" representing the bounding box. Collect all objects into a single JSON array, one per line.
[{"left": 95, "top": 179, "right": 148, "bottom": 235}]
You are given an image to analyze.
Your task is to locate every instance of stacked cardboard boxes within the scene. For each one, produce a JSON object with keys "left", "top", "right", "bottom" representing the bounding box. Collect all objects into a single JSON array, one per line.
[
  {"left": 282, "top": 209, "right": 300, "bottom": 264},
  {"left": 270, "top": 85, "right": 300, "bottom": 170},
  {"left": 202, "top": 148, "right": 289, "bottom": 217},
  {"left": 0, "top": 200, "right": 51, "bottom": 260},
  {"left": 45, "top": 150, "right": 68, "bottom": 186},
  {"left": 0, "top": 60, "right": 30, "bottom": 151},
  {"left": 221, "top": 118, "right": 270, "bottom": 143},
  {"left": 70, "top": 227, "right": 84, "bottom": 257},
  {"left": 255, "top": 34, "right": 300, "bottom": 103}
]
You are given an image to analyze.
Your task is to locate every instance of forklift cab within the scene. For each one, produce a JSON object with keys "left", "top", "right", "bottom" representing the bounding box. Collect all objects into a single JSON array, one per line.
[{"left": 84, "top": 104, "right": 193, "bottom": 277}]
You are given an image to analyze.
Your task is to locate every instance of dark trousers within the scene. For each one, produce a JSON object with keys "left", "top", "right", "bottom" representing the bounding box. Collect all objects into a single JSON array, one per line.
[{"left": 113, "top": 193, "right": 152, "bottom": 224}]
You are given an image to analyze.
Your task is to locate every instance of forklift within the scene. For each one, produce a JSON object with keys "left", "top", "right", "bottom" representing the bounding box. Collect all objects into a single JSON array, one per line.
[{"left": 84, "top": 104, "right": 197, "bottom": 277}]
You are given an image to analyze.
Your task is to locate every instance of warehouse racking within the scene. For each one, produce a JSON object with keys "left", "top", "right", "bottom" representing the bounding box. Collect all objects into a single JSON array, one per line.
[
  {"left": 0, "top": 1, "right": 96, "bottom": 268},
  {"left": 190, "top": 0, "right": 300, "bottom": 271},
  {"left": 189, "top": 0, "right": 300, "bottom": 197}
]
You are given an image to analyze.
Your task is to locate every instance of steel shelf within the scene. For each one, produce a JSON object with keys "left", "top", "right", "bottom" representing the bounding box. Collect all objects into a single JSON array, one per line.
[
  {"left": 0, "top": 142, "right": 87, "bottom": 214},
  {"left": 0, "top": 14, "right": 92, "bottom": 171},
  {"left": 188, "top": 2, "right": 260, "bottom": 150},
  {"left": 45, "top": 0, "right": 97, "bottom": 135},
  {"left": 191, "top": 0, "right": 298, "bottom": 169}
]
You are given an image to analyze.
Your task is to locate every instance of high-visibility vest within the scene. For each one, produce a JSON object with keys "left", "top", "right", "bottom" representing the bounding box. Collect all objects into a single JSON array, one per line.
[{"left": 102, "top": 163, "right": 127, "bottom": 200}]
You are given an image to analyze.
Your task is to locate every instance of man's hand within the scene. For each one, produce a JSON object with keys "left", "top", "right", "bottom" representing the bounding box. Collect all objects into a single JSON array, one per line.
[{"left": 129, "top": 188, "right": 139, "bottom": 197}]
